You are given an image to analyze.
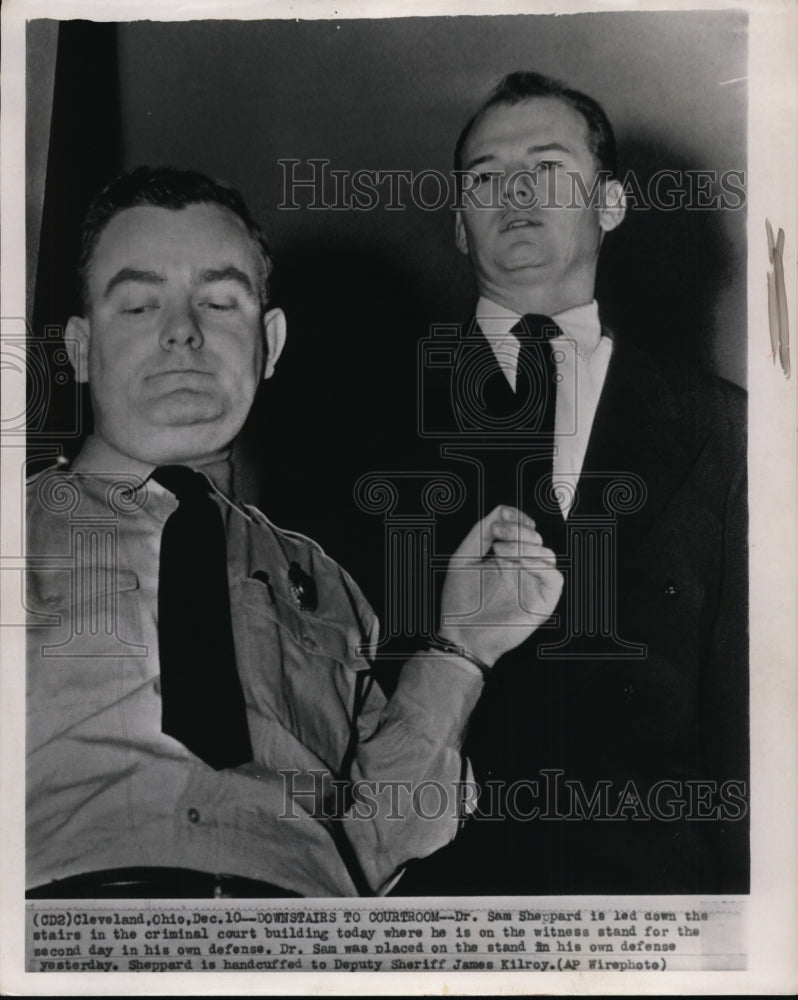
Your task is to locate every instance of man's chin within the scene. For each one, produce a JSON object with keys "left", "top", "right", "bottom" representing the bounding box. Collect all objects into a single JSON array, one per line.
[
  {"left": 499, "top": 250, "right": 548, "bottom": 272},
  {"left": 122, "top": 405, "right": 245, "bottom": 464}
]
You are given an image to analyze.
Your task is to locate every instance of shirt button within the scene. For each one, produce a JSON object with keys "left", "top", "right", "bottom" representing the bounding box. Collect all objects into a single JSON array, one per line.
[
  {"left": 301, "top": 633, "right": 318, "bottom": 650},
  {"left": 187, "top": 808, "right": 200, "bottom": 824},
  {"left": 663, "top": 582, "right": 679, "bottom": 598}
]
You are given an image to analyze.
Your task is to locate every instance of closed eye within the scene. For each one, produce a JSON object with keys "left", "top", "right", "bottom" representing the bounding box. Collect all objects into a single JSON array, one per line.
[
  {"left": 198, "top": 299, "right": 236, "bottom": 312},
  {"left": 121, "top": 303, "right": 159, "bottom": 316}
]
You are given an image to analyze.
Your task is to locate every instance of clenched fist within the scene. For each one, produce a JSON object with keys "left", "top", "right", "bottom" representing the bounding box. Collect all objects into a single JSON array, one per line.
[{"left": 438, "top": 505, "right": 563, "bottom": 669}]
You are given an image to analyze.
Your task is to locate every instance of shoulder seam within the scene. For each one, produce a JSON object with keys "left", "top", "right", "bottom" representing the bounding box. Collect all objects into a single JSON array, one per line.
[{"left": 241, "top": 504, "right": 327, "bottom": 556}]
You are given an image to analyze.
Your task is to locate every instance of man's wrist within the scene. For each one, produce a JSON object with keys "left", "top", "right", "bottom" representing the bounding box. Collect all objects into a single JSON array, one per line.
[{"left": 425, "top": 634, "right": 493, "bottom": 677}]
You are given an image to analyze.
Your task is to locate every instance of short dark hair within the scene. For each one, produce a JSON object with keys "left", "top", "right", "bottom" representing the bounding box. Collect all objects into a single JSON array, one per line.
[
  {"left": 77, "top": 166, "right": 273, "bottom": 311},
  {"left": 454, "top": 71, "right": 617, "bottom": 179}
]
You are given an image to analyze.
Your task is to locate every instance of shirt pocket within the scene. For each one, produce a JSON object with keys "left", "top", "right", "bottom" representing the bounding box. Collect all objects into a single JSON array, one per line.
[
  {"left": 27, "top": 567, "right": 145, "bottom": 746},
  {"left": 235, "top": 577, "right": 369, "bottom": 769},
  {"left": 27, "top": 566, "right": 141, "bottom": 650}
]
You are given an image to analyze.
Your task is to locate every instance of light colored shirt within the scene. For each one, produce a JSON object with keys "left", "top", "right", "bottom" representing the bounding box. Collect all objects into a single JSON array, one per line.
[
  {"left": 476, "top": 296, "right": 612, "bottom": 516},
  {"left": 26, "top": 436, "right": 483, "bottom": 895}
]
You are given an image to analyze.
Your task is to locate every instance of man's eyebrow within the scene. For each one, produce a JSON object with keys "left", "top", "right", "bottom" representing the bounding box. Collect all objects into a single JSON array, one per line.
[
  {"left": 525, "top": 142, "right": 573, "bottom": 157},
  {"left": 464, "top": 143, "right": 573, "bottom": 171},
  {"left": 463, "top": 153, "right": 500, "bottom": 171},
  {"left": 103, "top": 268, "right": 165, "bottom": 299},
  {"left": 198, "top": 266, "right": 256, "bottom": 295}
]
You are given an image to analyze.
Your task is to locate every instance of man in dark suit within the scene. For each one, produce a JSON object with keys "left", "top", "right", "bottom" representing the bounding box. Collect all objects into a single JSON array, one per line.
[{"left": 399, "top": 71, "right": 748, "bottom": 895}]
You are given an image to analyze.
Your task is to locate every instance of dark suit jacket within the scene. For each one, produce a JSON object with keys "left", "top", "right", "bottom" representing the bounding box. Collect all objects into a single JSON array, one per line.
[{"left": 397, "top": 326, "right": 748, "bottom": 895}]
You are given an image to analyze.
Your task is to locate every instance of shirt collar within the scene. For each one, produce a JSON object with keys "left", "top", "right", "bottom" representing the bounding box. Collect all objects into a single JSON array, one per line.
[
  {"left": 476, "top": 295, "right": 602, "bottom": 354},
  {"left": 70, "top": 434, "right": 234, "bottom": 495}
]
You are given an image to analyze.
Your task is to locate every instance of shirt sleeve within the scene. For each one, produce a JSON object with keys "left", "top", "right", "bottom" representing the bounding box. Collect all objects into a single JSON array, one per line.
[
  {"left": 257, "top": 528, "right": 487, "bottom": 895},
  {"left": 335, "top": 602, "right": 485, "bottom": 894}
]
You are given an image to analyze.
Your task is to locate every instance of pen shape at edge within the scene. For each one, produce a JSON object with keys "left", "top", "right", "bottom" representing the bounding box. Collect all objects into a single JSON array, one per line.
[
  {"left": 767, "top": 270, "right": 778, "bottom": 363},
  {"left": 773, "top": 232, "right": 790, "bottom": 379}
]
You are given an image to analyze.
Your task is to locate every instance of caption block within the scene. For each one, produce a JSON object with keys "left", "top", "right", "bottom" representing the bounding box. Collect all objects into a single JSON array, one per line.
[{"left": 26, "top": 898, "right": 746, "bottom": 973}]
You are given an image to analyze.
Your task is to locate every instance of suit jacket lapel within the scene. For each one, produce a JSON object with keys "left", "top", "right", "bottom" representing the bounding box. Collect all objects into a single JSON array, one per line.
[{"left": 577, "top": 334, "right": 711, "bottom": 557}]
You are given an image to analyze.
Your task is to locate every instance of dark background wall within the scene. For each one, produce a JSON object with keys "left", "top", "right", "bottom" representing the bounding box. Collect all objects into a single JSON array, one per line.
[{"left": 31, "top": 11, "right": 748, "bottom": 619}]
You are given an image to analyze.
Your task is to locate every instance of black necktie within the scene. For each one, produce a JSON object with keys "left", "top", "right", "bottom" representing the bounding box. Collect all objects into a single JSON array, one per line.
[
  {"left": 152, "top": 465, "right": 253, "bottom": 770},
  {"left": 511, "top": 314, "right": 565, "bottom": 556}
]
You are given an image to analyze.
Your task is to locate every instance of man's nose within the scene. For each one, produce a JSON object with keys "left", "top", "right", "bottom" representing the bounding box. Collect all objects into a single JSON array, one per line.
[
  {"left": 502, "top": 168, "right": 539, "bottom": 209},
  {"left": 160, "top": 306, "right": 204, "bottom": 350}
]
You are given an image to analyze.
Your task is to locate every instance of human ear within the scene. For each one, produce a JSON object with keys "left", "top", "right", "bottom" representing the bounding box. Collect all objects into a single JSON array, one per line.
[
  {"left": 455, "top": 210, "right": 470, "bottom": 256},
  {"left": 262, "top": 308, "right": 287, "bottom": 380},
  {"left": 598, "top": 179, "right": 626, "bottom": 233},
  {"left": 65, "top": 315, "right": 91, "bottom": 384}
]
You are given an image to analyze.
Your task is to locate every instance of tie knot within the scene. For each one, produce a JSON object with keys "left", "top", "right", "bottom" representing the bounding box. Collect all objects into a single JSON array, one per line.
[
  {"left": 151, "top": 465, "right": 212, "bottom": 502},
  {"left": 512, "top": 313, "right": 562, "bottom": 341}
]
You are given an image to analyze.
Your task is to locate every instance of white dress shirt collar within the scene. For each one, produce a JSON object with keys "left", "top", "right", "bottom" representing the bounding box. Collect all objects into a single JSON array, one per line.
[{"left": 475, "top": 295, "right": 602, "bottom": 356}]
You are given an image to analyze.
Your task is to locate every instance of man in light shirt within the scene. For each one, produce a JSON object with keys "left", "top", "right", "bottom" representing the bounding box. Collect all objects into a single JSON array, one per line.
[
  {"left": 26, "top": 166, "right": 563, "bottom": 898},
  {"left": 399, "top": 71, "right": 748, "bottom": 895}
]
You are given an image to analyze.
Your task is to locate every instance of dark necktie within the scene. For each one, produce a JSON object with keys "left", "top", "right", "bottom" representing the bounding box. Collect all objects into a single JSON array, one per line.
[
  {"left": 511, "top": 313, "right": 565, "bottom": 556},
  {"left": 152, "top": 465, "right": 253, "bottom": 770}
]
